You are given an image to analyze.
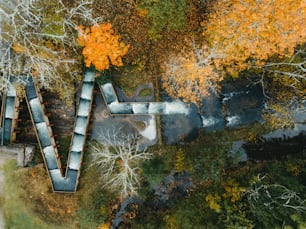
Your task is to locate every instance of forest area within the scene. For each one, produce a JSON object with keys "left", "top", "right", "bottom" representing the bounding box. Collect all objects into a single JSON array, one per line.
[{"left": 0, "top": 0, "right": 306, "bottom": 228}]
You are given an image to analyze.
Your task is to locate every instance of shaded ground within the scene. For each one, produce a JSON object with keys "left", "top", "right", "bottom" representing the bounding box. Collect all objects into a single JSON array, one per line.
[{"left": 15, "top": 90, "right": 75, "bottom": 145}]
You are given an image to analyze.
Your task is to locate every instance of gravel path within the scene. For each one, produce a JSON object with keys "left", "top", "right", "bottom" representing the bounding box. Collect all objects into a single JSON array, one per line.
[{"left": 0, "top": 152, "right": 16, "bottom": 229}]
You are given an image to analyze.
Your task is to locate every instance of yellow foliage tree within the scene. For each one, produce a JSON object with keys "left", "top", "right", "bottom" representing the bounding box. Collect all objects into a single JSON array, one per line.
[
  {"left": 203, "top": 0, "right": 306, "bottom": 76},
  {"left": 97, "top": 222, "right": 110, "bottom": 229},
  {"left": 205, "top": 194, "right": 221, "bottom": 213},
  {"left": 221, "top": 179, "right": 246, "bottom": 203},
  {"left": 174, "top": 149, "right": 185, "bottom": 173},
  {"left": 162, "top": 42, "right": 223, "bottom": 104},
  {"left": 77, "top": 23, "right": 130, "bottom": 71}
]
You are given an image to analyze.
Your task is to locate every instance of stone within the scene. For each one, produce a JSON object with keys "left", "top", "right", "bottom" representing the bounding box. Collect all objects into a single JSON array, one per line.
[
  {"left": 17, "top": 150, "right": 24, "bottom": 167},
  {"left": 24, "top": 146, "right": 35, "bottom": 166}
]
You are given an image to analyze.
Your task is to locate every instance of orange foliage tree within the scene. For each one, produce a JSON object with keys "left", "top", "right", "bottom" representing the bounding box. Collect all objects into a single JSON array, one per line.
[
  {"left": 77, "top": 23, "right": 129, "bottom": 71},
  {"left": 201, "top": 0, "right": 306, "bottom": 127},
  {"left": 203, "top": 0, "right": 306, "bottom": 76},
  {"left": 162, "top": 41, "right": 223, "bottom": 104}
]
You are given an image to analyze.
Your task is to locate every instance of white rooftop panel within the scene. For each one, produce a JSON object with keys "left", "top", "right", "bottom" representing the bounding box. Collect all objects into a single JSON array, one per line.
[
  {"left": 80, "top": 83, "right": 94, "bottom": 100},
  {"left": 71, "top": 134, "right": 85, "bottom": 152},
  {"left": 74, "top": 116, "right": 87, "bottom": 135}
]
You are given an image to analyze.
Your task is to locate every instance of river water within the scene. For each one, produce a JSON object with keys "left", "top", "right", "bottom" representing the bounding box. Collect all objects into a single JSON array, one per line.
[
  {"left": 162, "top": 77, "right": 265, "bottom": 144},
  {"left": 161, "top": 77, "right": 306, "bottom": 163},
  {"left": 90, "top": 76, "right": 305, "bottom": 150}
]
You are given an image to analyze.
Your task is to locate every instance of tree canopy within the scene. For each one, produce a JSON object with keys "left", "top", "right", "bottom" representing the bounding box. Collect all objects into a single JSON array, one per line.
[
  {"left": 0, "top": 0, "right": 99, "bottom": 105},
  {"left": 138, "top": 0, "right": 188, "bottom": 39},
  {"left": 203, "top": 0, "right": 306, "bottom": 75},
  {"left": 163, "top": 0, "right": 306, "bottom": 105},
  {"left": 77, "top": 23, "right": 130, "bottom": 71},
  {"left": 162, "top": 41, "right": 222, "bottom": 104}
]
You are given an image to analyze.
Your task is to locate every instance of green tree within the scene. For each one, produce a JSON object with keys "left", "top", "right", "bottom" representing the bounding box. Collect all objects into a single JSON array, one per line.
[
  {"left": 245, "top": 175, "right": 306, "bottom": 228},
  {"left": 138, "top": 0, "right": 188, "bottom": 39}
]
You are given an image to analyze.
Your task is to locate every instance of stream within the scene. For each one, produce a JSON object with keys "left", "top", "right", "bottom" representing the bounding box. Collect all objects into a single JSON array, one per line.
[
  {"left": 162, "top": 77, "right": 266, "bottom": 144},
  {"left": 90, "top": 76, "right": 305, "bottom": 154},
  {"left": 110, "top": 78, "right": 305, "bottom": 228},
  {"left": 161, "top": 77, "right": 305, "bottom": 162}
]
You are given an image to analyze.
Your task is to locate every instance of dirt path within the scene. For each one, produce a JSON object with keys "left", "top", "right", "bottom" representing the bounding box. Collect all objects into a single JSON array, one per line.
[{"left": 0, "top": 152, "right": 16, "bottom": 229}]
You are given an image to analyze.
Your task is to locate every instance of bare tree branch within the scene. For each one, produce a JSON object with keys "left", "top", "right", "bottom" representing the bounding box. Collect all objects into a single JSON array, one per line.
[
  {"left": 90, "top": 128, "right": 152, "bottom": 198},
  {"left": 0, "top": 0, "right": 101, "bottom": 102},
  {"left": 245, "top": 176, "right": 306, "bottom": 213}
]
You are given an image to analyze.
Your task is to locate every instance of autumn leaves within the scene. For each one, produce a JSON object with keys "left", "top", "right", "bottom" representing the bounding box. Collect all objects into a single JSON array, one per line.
[
  {"left": 76, "top": 23, "right": 129, "bottom": 71},
  {"left": 76, "top": 0, "right": 306, "bottom": 104},
  {"left": 163, "top": 0, "right": 306, "bottom": 104},
  {"left": 75, "top": 22, "right": 221, "bottom": 105},
  {"left": 161, "top": 43, "right": 223, "bottom": 104},
  {"left": 204, "top": 0, "right": 306, "bottom": 75}
]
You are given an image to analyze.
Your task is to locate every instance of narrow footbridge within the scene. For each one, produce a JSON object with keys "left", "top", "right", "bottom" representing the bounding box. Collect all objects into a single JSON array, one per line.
[
  {"left": 1, "top": 83, "right": 19, "bottom": 144},
  {"left": 0, "top": 69, "right": 189, "bottom": 193}
]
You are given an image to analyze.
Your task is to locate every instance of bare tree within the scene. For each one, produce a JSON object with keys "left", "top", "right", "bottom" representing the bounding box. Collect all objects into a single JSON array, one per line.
[
  {"left": 262, "top": 46, "right": 306, "bottom": 83},
  {"left": 161, "top": 39, "right": 223, "bottom": 104},
  {"left": 0, "top": 0, "right": 101, "bottom": 103},
  {"left": 246, "top": 183, "right": 306, "bottom": 212},
  {"left": 90, "top": 129, "right": 152, "bottom": 199},
  {"left": 250, "top": 45, "right": 306, "bottom": 129},
  {"left": 244, "top": 174, "right": 306, "bottom": 225}
]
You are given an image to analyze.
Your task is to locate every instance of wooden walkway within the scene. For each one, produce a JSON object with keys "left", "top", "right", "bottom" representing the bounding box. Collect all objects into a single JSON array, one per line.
[
  {"left": 99, "top": 82, "right": 190, "bottom": 115},
  {"left": 0, "top": 68, "right": 190, "bottom": 193},
  {"left": 21, "top": 70, "right": 95, "bottom": 192},
  {"left": 0, "top": 83, "right": 19, "bottom": 145}
]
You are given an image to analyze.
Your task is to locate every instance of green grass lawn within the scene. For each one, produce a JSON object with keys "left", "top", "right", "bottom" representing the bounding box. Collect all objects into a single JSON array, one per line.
[
  {"left": 111, "top": 65, "right": 152, "bottom": 97},
  {"left": 1, "top": 160, "right": 67, "bottom": 229},
  {"left": 0, "top": 155, "right": 115, "bottom": 229}
]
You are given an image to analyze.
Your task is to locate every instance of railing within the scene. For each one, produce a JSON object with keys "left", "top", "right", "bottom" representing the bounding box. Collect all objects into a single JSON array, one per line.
[
  {"left": 0, "top": 69, "right": 189, "bottom": 192},
  {"left": 99, "top": 82, "right": 189, "bottom": 115},
  {"left": 0, "top": 83, "right": 19, "bottom": 145},
  {"left": 23, "top": 70, "right": 95, "bottom": 192}
]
